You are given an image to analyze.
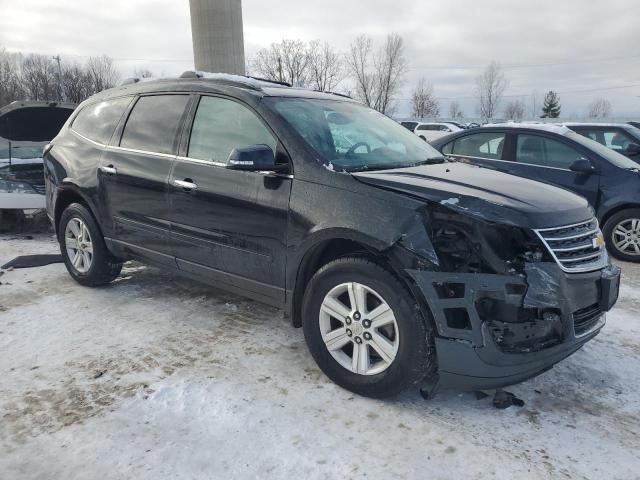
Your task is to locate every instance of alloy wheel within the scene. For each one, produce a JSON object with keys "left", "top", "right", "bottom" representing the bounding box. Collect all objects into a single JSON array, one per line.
[
  {"left": 65, "top": 217, "right": 94, "bottom": 273},
  {"left": 319, "top": 282, "right": 400, "bottom": 376},
  {"left": 612, "top": 218, "right": 640, "bottom": 257}
]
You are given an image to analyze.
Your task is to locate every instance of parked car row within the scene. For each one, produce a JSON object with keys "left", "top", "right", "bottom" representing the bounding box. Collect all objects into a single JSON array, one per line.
[{"left": 43, "top": 72, "right": 620, "bottom": 399}]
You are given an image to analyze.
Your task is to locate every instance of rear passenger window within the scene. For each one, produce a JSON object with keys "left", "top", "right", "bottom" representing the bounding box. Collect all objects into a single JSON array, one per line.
[
  {"left": 72, "top": 97, "right": 132, "bottom": 145},
  {"left": 188, "top": 96, "right": 277, "bottom": 163},
  {"left": 451, "top": 132, "right": 505, "bottom": 159},
  {"left": 516, "top": 135, "right": 581, "bottom": 169},
  {"left": 120, "top": 95, "right": 190, "bottom": 155}
]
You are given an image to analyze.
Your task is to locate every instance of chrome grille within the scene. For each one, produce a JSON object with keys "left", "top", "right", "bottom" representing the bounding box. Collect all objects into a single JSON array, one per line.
[{"left": 535, "top": 219, "right": 607, "bottom": 273}]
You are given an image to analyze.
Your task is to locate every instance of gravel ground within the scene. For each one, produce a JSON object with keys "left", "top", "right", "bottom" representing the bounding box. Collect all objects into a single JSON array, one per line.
[{"left": 1, "top": 232, "right": 639, "bottom": 480}]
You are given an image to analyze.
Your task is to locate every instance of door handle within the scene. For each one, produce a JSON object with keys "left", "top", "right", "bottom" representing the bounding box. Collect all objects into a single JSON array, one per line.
[
  {"left": 173, "top": 179, "right": 198, "bottom": 191},
  {"left": 100, "top": 165, "right": 117, "bottom": 175}
]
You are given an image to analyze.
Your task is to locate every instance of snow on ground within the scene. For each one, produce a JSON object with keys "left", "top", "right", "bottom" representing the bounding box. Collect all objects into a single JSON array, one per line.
[{"left": 0, "top": 233, "right": 639, "bottom": 480}]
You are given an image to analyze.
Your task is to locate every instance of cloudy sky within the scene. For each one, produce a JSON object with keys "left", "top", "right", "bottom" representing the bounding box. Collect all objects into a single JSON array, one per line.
[{"left": 1, "top": 0, "right": 639, "bottom": 118}]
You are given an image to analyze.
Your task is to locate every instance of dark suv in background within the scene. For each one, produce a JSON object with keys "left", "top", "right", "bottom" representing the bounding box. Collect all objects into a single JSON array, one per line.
[
  {"left": 564, "top": 123, "right": 640, "bottom": 162},
  {"left": 431, "top": 124, "right": 640, "bottom": 262},
  {"left": 44, "top": 74, "right": 620, "bottom": 398}
]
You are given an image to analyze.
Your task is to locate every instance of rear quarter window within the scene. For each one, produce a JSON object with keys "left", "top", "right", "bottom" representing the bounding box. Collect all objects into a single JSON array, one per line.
[
  {"left": 72, "top": 97, "right": 133, "bottom": 145},
  {"left": 120, "top": 95, "right": 190, "bottom": 155}
]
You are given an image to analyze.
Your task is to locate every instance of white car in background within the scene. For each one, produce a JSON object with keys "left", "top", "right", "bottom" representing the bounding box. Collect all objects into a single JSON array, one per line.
[{"left": 413, "top": 122, "right": 464, "bottom": 143}]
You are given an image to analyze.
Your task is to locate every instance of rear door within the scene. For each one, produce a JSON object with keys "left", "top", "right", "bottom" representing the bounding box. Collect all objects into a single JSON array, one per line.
[
  {"left": 99, "top": 94, "right": 191, "bottom": 265},
  {"left": 168, "top": 95, "right": 292, "bottom": 305}
]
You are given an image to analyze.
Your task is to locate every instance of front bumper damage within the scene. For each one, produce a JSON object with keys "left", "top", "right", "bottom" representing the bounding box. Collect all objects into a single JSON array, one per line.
[{"left": 407, "top": 263, "right": 621, "bottom": 391}]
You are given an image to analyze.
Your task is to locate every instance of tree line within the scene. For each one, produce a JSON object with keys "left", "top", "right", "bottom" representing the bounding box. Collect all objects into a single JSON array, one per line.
[
  {"left": 1, "top": 40, "right": 616, "bottom": 121},
  {"left": 0, "top": 47, "right": 120, "bottom": 106}
]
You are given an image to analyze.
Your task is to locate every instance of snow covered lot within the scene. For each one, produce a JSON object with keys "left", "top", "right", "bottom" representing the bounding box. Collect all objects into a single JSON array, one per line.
[{"left": 1, "top": 233, "right": 639, "bottom": 480}]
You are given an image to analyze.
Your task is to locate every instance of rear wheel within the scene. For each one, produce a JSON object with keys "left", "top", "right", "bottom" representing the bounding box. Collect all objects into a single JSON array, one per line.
[
  {"left": 59, "top": 203, "right": 122, "bottom": 286},
  {"left": 302, "top": 257, "right": 435, "bottom": 398},
  {"left": 603, "top": 209, "right": 640, "bottom": 262}
]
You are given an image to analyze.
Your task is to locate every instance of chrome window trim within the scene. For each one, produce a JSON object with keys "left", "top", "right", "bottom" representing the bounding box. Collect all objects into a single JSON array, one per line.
[
  {"left": 73, "top": 127, "right": 294, "bottom": 178},
  {"left": 448, "top": 154, "right": 573, "bottom": 172}
]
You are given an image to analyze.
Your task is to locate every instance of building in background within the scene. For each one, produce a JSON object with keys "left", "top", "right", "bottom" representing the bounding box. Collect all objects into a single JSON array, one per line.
[{"left": 189, "top": 0, "right": 245, "bottom": 75}]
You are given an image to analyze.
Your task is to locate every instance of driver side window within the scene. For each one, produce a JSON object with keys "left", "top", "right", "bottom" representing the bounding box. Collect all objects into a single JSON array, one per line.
[{"left": 188, "top": 96, "right": 278, "bottom": 163}]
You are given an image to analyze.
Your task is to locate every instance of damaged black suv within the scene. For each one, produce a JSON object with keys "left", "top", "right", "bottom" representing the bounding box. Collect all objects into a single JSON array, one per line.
[{"left": 44, "top": 73, "right": 621, "bottom": 398}]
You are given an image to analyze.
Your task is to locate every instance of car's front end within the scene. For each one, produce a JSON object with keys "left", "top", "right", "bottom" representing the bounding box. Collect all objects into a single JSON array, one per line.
[
  {"left": 0, "top": 141, "right": 47, "bottom": 211},
  {"left": 355, "top": 164, "right": 621, "bottom": 392}
]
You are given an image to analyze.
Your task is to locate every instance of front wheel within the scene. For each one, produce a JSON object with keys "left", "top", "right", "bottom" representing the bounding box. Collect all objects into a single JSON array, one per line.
[
  {"left": 59, "top": 203, "right": 122, "bottom": 286},
  {"left": 302, "top": 257, "right": 435, "bottom": 398},
  {"left": 603, "top": 209, "right": 640, "bottom": 262}
]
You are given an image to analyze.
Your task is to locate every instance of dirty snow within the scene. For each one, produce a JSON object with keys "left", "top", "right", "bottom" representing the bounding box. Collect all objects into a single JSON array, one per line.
[{"left": 1, "top": 233, "right": 639, "bottom": 480}]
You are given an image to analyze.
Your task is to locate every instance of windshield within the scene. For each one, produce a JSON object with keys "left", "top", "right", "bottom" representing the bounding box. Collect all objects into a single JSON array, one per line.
[
  {"left": 567, "top": 131, "right": 640, "bottom": 169},
  {"left": 265, "top": 97, "right": 444, "bottom": 172}
]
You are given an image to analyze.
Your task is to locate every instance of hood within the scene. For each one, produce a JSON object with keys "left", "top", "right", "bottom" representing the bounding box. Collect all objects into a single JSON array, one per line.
[{"left": 352, "top": 162, "right": 592, "bottom": 229}]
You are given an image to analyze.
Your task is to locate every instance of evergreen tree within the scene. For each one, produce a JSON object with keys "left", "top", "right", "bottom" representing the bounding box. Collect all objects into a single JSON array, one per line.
[{"left": 541, "top": 91, "right": 561, "bottom": 118}]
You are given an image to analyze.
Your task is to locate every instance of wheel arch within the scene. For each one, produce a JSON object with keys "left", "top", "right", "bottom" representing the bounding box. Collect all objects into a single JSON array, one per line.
[
  {"left": 288, "top": 230, "right": 423, "bottom": 328},
  {"left": 54, "top": 185, "right": 99, "bottom": 238},
  {"left": 599, "top": 203, "right": 640, "bottom": 228}
]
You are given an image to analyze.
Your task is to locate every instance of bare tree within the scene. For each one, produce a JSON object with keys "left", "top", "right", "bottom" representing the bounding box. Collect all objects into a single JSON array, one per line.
[
  {"left": 449, "top": 101, "right": 464, "bottom": 119},
  {"left": 411, "top": 78, "right": 439, "bottom": 118},
  {"left": 346, "top": 35, "right": 375, "bottom": 107},
  {"left": 134, "top": 67, "right": 154, "bottom": 79},
  {"left": 307, "top": 41, "right": 344, "bottom": 92},
  {"left": 374, "top": 33, "right": 407, "bottom": 115},
  {"left": 587, "top": 98, "right": 612, "bottom": 119},
  {"left": 0, "top": 48, "right": 24, "bottom": 106},
  {"left": 61, "top": 62, "right": 91, "bottom": 104},
  {"left": 253, "top": 39, "right": 309, "bottom": 87},
  {"left": 475, "top": 61, "right": 508, "bottom": 122},
  {"left": 504, "top": 99, "right": 526, "bottom": 121},
  {"left": 86, "top": 55, "right": 120, "bottom": 93},
  {"left": 346, "top": 33, "right": 407, "bottom": 115},
  {"left": 21, "top": 53, "right": 60, "bottom": 101}
]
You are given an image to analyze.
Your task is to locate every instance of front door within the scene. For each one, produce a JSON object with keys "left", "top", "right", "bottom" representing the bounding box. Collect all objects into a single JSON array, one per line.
[
  {"left": 100, "top": 94, "right": 191, "bottom": 265},
  {"left": 503, "top": 133, "right": 601, "bottom": 206},
  {"left": 169, "top": 95, "right": 292, "bottom": 305}
]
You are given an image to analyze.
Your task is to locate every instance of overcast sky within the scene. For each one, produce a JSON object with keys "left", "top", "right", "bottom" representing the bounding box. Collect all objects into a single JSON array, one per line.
[{"left": 1, "top": 0, "right": 639, "bottom": 118}]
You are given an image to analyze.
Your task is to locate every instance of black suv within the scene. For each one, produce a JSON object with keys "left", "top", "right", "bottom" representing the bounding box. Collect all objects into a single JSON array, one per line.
[
  {"left": 431, "top": 124, "right": 640, "bottom": 262},
  {"left": 45, "top": 74, "right": 620, "bottom": 398}
]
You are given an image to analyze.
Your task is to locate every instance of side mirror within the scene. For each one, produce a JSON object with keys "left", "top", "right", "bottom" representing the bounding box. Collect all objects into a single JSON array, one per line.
[
  {"left": 570, "top": 158, "right": 597, "bottom": 174},
  {"left": 226, "top": 145, "right": 276, "bottom": 171},
  {"left": 625, "top": 143, "right": 640, "bottom": 156}
]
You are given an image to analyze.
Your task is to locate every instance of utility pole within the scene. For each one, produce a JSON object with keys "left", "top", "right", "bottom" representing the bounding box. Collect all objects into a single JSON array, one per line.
[{"left": 53, "top": 55, "right": 63, "bottom": 102}]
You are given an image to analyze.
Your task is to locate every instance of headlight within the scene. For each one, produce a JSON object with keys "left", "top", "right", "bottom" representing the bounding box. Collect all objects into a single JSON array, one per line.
[{"left": 0, "top": 178, "right": 38, "bottom": 194}]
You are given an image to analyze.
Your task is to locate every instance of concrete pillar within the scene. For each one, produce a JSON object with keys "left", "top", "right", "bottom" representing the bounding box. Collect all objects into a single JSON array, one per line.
[{"left": 189, "top": 0, "right": 245, "bottom": 75}]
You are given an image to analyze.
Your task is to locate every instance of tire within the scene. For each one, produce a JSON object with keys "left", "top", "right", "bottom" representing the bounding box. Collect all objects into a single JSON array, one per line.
[
  {"left": 603, "top": 208, "right": 640, "bottom": 262},
  {"left": 302, "top": 257, "right": 435, "bottom": 398},
  {"left": 58, "top": 203, "right": 122, "bottom": 286}
]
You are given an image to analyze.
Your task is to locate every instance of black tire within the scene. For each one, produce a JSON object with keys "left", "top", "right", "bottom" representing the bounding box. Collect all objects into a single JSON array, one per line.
[
  {"left": 58, "top": 203, "right": 122, "bottom": 286},
  {"left": 302, "top": 257, "right": 435, "bottom": 398},
  {"left": 603, "top": 208, "right": 640, "bottom": 262}
]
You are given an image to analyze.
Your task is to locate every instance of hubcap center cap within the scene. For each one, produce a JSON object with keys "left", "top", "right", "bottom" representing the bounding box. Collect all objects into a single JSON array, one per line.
[{"left": 351, "top": 322, "right": 364, "bottom": 337}]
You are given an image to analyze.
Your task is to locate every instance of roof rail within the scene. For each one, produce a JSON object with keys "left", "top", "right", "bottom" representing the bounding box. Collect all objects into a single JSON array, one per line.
[{"left": 247, "top": 76, "right": 292, "bottom": 87}]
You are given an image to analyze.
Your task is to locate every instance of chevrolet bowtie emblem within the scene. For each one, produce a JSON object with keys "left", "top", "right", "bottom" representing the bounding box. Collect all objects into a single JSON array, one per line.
[{"left": 593, "top": 232, "right": 606, "bottom": 249}]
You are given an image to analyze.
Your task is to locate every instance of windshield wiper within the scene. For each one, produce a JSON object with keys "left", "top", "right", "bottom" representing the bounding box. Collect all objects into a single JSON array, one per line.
[{"left": 412, "top": 157, "right": 446, "bottom": 166}]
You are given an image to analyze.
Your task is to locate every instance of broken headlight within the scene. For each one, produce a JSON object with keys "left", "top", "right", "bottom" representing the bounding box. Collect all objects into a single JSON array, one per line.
[{"left": 429, "top": 208, "right": 551, "bottom": 274}]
